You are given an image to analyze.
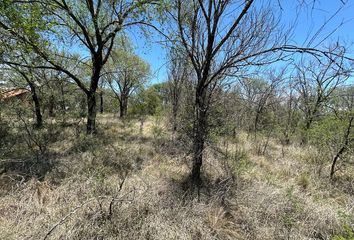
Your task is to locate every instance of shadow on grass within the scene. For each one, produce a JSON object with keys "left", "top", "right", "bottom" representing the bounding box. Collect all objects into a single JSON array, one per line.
[
  {"left": 331, "top": 175, "right": 354, "bottom": 196},
  {"left": 62, "top": 127, "right": 148, "bottom": 180},
  {"left": 65, "top": 129, "right": 118, "bottom": 154},
  {"left": 0, "top": 153, "right": 60, "bottom": 180},
  {"left": 163, "top": 170, "right": 235, "bottom": 207},
  {"left": 0, "top": 153, "right": 60, "bottom": 195}
]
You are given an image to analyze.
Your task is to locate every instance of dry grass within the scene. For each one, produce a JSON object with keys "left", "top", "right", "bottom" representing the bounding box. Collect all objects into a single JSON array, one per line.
[{"left": 0, "top": 114, "right": 353, "bottom": 239}]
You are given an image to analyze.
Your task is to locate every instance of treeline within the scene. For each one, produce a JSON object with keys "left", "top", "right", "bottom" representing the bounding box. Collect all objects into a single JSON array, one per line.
[{"left": 163, "top": 52, "right": 354, "bottom": 180}]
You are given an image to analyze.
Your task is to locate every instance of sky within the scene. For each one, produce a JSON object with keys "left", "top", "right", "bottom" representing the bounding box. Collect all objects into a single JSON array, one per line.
[{"left": 128, "top": 0, "right": 354, "bottom": 85}]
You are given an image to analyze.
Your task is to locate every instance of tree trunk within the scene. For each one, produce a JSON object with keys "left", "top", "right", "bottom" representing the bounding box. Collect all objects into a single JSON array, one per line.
[
  {"left": 119, "top": 94, "right": 128, "bottom": 118},
  {"left": 124, "top": 103, "right": 127, "bottom": 117},
  {"left": 284, "top": 130, "right": 290, "bottom": 145},
  {"left": 330, "top": 116, "right": 353, "bottom": 179},
  {"left": 48, "top": 94, "right": 55, "bottom": 117},
  {"left": 172, "top": 102, "right": 178, "bottom": 132},
  {"left": 139, "top": 117, "right": 145, "bottom": 134},
  {"left": 86, "top": 53, "right": 102, "bottom": 134},
  {"left": 305, "top": 117, "right": 312, "bottom": 130},
  {"left": 28, "top": 81, "right": 43, "bottom": 128},
  {"left": 191, "top": 90, "right": 208, "bottom": 183},
  {"left": 119, "top": 102, "right": 124, "bottom": 118},
  {"left": 60, "top": 83, "right": 66, "bottom": 113},
  {"left": 330, "top": 148, "right": 343, "bottom": 179},
  {"left": 254, "top": 111, "right": 260, "bottom": 139},
  {"left": 302, "top": 118, "right": 313, "bottom": 144},
  {"left": 99, "top": 91, "right": 104, "bottom": 114},
  {"left": 86, "top": 92, "right": 97, "bottom": 134}
]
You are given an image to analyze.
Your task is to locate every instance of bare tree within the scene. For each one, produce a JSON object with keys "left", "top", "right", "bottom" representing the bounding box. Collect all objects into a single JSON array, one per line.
[
  {"left": 170, "top": 0, "right": 293, "bottom": 182},
  {"left": 167, "top": 0, "right": 353, "bottom": 183},
  {"left": 278, "top": 79, "right": 300, "bottom": 146},
  {"left": 238, "top": 71, "right": 283, "bottom": 139},
  {"left": 294, "top": 55, "right": 350, "bottom": 142},
  {"left": 172, "top": 0, "right": 267, "bottom": 182},
  {"left": 167, "top": 46, "right": 190, "bottom": 133}
]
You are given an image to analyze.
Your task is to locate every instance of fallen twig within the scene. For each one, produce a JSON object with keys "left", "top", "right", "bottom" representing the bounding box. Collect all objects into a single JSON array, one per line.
[{"left": 43, "top": 185, "right": 133, "bottom": 240}]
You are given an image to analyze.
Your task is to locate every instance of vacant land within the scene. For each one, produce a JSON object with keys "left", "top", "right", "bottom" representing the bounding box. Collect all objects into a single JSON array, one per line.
[
  {"left": 1, "top": 1, "right": 354, "bottom": 239},
  {"left": 0, "top": 114, "right": 352, "bottom": 240}
]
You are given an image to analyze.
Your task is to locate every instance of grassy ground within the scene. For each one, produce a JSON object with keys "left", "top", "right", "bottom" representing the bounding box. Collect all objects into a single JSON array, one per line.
[{"left": 0, "top": 114, "right": 353, "bottom": 240}]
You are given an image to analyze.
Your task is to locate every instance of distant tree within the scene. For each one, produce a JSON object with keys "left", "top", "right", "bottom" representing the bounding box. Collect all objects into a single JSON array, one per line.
[
  {"left": 105, "top": 49, "right": 150, "bottom": 118},
  {"left": 239, "top": 73, "right": 282, "bottom": 139},
  {"left": 139, "top": 89, "right": 161, "bottom": 116},
  {"left": 129, "top": 84, "right": 164, "bottom": 132},
  {"left": 294, "top": 56, "right": 350, "bottom": 142},
  {"left": 276, "top": 80, "right": 301, "bottom": 145},
  {"left": 167, "top": 46, "right": 190, "bottom": 133}
]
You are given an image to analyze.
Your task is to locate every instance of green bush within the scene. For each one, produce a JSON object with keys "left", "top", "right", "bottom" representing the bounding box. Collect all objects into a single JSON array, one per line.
[
  {"left": 309, "top": 116, "right": 345, "bottom": 149},
  {"left": 332, "top": 224, "right": 354, "bottom": 240},
  {"left": 129, "top": 85, "right": 163, "bottom": 118},
  {"left": 230, "top": 148, "right": 252, "bottom": 176},
  {"left": 0, "top": 118, "right": 10, "bottom": 146},
  {"left": 296, "top": 173, "right": 310, "bottom": 189}
]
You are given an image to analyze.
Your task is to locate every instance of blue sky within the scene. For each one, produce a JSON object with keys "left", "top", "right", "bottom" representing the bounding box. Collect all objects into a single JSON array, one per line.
[{"left": 129, "top": 0, "right": 354, "bottom": 85}]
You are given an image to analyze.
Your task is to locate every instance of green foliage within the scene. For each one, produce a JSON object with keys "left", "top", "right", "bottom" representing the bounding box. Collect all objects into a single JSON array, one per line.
[
  {"left": 309, "top": 116, "right": 345, "bottom": 149},
  {"left": 333, "top": 212, "right": 354, "bottom": 240},
  {"left": 0, "top": 117, "right": 11, "bottom": 150},
  {"left": 332, "top": 225, "right": 354, "bottom": 240},
  {"left": 0, "top": 0, "right": 50, "bottom": 49},
  {"left": 230, "top": 148, "right": 251, "bottom": 176},
  {"left": 129, "top": 84, "right": 164, "bottom": 118},
  {"left": 308, "top": 114, "right": 354, "bottom": 174},
  {"left": 208, "top": 101, "right": 235, "bottom": 140},
  {"left": 282, "top": 186, "right": 305, "bottom": 236},
  {"left": 296, "top": 172, "right": 310, "bottom": 189}
]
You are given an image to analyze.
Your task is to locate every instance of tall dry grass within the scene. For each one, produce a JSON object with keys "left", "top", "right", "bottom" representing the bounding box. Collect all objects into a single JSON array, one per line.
[{"left": 0, "top": 114, "right": 353, "bottom": 239}]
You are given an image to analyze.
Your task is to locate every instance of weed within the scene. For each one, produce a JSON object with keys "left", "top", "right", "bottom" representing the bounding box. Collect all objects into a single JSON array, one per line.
[{"left": 297, "top": 173, "right": 310, "bottom": 189}]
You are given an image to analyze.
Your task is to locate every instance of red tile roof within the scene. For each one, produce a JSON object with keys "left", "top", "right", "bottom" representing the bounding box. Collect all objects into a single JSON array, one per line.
[{"left": 0, "top": 88, "right": 30, "bottom": 100}]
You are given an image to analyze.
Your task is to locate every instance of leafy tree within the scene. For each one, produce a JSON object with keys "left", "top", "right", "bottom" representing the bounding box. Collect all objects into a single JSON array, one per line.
[
  {"left": 0, "top": 0, "right": 160, "bottom": 133},
  {"left": 129, "top": 84, "right": 164, "bottom": 118},
  {"left": 105, "top": 46, "right": 150, "bottom": 118}
]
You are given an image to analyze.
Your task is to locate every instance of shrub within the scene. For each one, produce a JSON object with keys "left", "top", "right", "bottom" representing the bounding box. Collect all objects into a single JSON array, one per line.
[
  {"left": 332, "top": 224, "right": 354, "bottom": 240},
  {"left": 297, "top": 173, "right": 310, "bottom": 189}
]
